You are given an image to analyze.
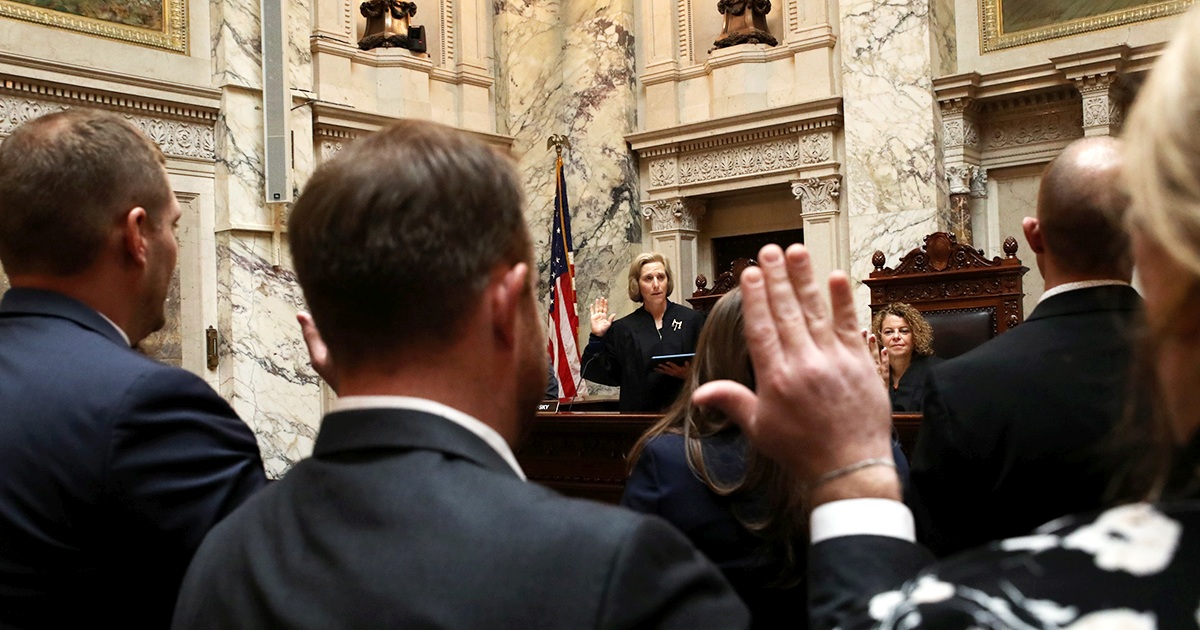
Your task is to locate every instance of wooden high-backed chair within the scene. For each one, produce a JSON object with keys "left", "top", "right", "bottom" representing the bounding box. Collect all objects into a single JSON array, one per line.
[
  {"left": 687, "top": 258, "right": 758, "bottom": 313},
  {"left": 863, "top": 232, "right": 1029, "bottom": 360}
]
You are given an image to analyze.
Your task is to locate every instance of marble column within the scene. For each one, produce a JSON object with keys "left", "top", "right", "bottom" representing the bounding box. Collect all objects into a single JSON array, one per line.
[
  {"left": 939, "top": 94, "right": 981, "bottom": 245},
  {"left": 945, "top": 165, "right": 987, "bottom": 246},
  {"left": 642, "top": 198, "right": 705, "bottom": 292},
  {"left": 210, "top": 0, "right": 322, "bottom": 477},
  {"left": 792, "top": 175, "right": 842, "bottom": 291},
  {"left": 840, "top": 0, "right": 950, "bottom": 319},
  {"left": 494, "top": 0, "right": 642, "bottom": 325}
]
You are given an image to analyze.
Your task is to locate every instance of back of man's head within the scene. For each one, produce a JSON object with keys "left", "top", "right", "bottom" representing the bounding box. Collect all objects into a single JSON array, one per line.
[
  {"left": 0, "top": 109, "right": 172, "bottom": 277},
  {"left": 1036, "top": 136, "right": 1132, "bottom": 279},
  {"left": 288, "top": 120, "right": 531, "bottom": 367}
]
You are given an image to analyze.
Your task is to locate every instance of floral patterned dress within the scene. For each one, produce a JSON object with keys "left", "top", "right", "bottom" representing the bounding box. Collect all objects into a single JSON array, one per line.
[{"left": 858, "top": 502, "right": 1200, "bottom": 629}]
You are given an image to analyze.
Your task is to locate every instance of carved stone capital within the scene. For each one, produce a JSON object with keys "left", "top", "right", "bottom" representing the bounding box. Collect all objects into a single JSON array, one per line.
[
  {"left": 945, "top": 165, "right": 987, "bottom": 197},
  {"left": 791, "top": 175, "right": 841, "bottom": 216},
  {"left": 642, "top": 197, "right": 706, "bottom": 232}
]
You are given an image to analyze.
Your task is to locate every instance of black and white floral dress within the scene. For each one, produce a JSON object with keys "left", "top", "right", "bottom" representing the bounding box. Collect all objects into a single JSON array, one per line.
[{"left": 860, "top": 501, "right": 1200, "bottom": 629}]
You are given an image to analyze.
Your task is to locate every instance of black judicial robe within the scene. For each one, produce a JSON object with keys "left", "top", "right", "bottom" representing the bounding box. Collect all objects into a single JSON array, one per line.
[
  {"left": 889, "top": 353, "right": 944, "bottom": 412},
  {"left": 582, "top": 301, "right": 705, "bottom": 412}
]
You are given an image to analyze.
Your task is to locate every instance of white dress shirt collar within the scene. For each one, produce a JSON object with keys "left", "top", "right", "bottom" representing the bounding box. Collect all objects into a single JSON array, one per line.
[
  {"left": 95, "top": 310, "right": 131, "bottom": 347},
  {"left": 1037, "top": 279, "right": 1130, "bottom": 305},
  {"left": 328, "top": 395, "right": 526, "bottom": 480}
]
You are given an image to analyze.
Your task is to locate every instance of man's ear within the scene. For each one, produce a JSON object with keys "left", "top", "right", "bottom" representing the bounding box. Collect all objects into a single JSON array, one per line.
[
  {"left": 123, "top": 207, "right": 149, "bottom": 266},
  {"left": 1022, "top": 216, "right": 1044, "bottom": 255},
  {"left": 489, "top": 262, "right": 530, "bottom": 348}
]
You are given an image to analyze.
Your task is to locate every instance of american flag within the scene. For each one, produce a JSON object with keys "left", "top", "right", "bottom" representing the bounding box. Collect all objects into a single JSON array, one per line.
[{"left": 547, "top": 151, "right": 586, "bottom": 399}]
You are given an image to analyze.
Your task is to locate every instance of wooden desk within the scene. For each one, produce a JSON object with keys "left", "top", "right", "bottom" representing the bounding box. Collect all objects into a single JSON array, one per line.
[
  {"left": 519, "top": 412, "right": 924, "bottom": 505},
  {"left": 517, "top": 412, "right": 657, "bottom": 504}
]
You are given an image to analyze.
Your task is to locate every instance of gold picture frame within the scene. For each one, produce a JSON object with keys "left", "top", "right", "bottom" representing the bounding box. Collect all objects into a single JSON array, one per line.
[
  {"left": 981, "top": 0, "right": 1194, "bottom": 52},
  {"left": 0, "top": 0, "right": 187, "bottom": 53}
]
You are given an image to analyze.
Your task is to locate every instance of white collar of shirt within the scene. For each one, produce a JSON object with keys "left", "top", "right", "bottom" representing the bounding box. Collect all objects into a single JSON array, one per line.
[
  {"left": 96, "top": 310, "right": 131, "bottom": 347},
  {"left": 1037, "top": 279, "right": 1129, "bottom": 305},
  {"left": 328, "top": 396, "right": 526, "bottom": 480}
]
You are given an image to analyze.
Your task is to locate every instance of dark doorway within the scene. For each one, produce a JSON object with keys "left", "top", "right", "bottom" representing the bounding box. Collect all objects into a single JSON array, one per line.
[{"left": 712, "top": 229, "right": 804, "bottom": 274}]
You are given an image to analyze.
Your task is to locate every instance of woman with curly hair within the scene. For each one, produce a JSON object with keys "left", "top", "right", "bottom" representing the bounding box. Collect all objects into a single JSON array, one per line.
[{"left": 870, "top": 302, "right": 942, "bottom": 411}]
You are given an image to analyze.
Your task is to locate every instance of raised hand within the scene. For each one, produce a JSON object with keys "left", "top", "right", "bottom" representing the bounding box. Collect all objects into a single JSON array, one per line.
[
  {"left": 691, "top": 244, "right": 897, "bottom": 506},
  {"left": 589, "top": 297, "right": 616, "bottom": 337},
  {"left": 867, "top": 332, "right": 890, "bottom": 389}
]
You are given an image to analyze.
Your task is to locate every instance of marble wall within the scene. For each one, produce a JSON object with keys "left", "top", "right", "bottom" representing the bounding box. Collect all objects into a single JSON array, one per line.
[
  {"left": 209, "top": 0, "right": 322, "bottom": 475},
  {"left": 494, "top": 0, "right": 643, "bottom": 339},
  {"left": 839, "top": 0, "right": 950, "bottom": 320}
]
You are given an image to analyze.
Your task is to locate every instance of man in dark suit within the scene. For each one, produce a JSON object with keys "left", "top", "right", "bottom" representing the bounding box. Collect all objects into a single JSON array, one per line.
[
  {"left": 172, "top": 121, "right": 749, "bottom": 629},
  {"left": 0, "top": 110, "right": 267, "bottom": 628},
  {"left": 907, "top": 137, "right": 1143, "bottom": 557}
]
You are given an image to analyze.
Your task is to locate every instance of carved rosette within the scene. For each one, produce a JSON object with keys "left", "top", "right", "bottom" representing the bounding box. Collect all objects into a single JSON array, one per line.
[
  {"left": 791, "top": 175, "right": 841, "bottom": 216},
  {"left": 642, "top": 198, "right": 706, "bottom": 232}
]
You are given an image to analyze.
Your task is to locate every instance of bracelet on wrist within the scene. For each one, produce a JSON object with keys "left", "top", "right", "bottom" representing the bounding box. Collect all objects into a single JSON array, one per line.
[{"left": 808, "top": 457, "right": 895, "bottom": 491}]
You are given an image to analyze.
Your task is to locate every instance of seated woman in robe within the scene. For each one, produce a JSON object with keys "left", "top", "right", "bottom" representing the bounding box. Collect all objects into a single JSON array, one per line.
[
  {"left": 581, "top": 253, "right": 705, "bottom": 412},
  {"left": 870, "top": 302, "right": 943, "bottom": 412},
  {"left": 622, "top": 288, "right": 908, "bottom": 628}
]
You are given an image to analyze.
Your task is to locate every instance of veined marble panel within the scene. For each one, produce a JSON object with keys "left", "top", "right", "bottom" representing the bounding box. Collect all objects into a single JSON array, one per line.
[
  {"left": 848, "top": 208, "right": 940, "bottom": 325},
  {"left": 216, "top": 234, "right": 321, "bottom": 477},
  {"left": 214, "top": 89, "right": 271, "bottom": 227},
  {"left": 211, "top": 0, "right": 263, "bottom": 90},
  {"left": 840, "top": 0, "right": 946, "bottom": 317},
  {"left": 495, "top": 0, "right": 642, "bottom": 341}
]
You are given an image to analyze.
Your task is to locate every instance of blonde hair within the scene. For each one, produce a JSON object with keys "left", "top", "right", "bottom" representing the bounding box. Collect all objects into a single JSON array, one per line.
[
  {"left": 627, "top": 288, "right": 805, "bottom": 582},
  {"left": 1124, "top": 6, "right": 1200, "bottom": 286},
  {"left": 626, "top": 252, "right": 675, "bottom": 302},
  {"left": 871, "top": 303, "right": 935, "bottom": 357}
]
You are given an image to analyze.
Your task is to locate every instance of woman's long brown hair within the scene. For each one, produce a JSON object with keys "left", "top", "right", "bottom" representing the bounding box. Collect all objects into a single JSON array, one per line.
[{"left": 626, "top": 288, "right": 806, "bottom": 580}]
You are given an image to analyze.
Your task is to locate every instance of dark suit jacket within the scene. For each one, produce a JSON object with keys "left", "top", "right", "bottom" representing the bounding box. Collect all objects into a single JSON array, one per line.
[
  {"left": 173, "top": 408, "right": 750, "bottom": 629},
  {"left": 908, "top": 285, "right": 1143, "bottom": 557},
  {"left": 0, "top": 288, "right": 267, "bottom": 629},
  {"left": 621, "top": 432, "right": 808, "bottom": 629}
]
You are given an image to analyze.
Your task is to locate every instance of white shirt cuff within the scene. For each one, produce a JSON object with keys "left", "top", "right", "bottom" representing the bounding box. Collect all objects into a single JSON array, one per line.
[{"left": 810, "top": 498, "right": 916, "bottom": 544}]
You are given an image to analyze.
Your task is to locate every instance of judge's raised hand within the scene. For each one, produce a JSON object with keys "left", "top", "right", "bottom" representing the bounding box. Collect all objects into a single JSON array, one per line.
[
  {"left": 691, "top": 244, "right": 898, "bottom": 507},
  {"left": 297, "top": 311, "right": 339, "bottom": 395},
  {"left": 589, "top": 297, "right": 616, "bottom": 337},
  {"left": 867, "top": 332, "right": 890, "bottom": 389}
]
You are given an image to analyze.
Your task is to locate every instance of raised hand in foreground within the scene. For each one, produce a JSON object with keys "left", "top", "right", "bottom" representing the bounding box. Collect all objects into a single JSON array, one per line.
[{"left": 692, "top": 244, "right": 900, "bottom": 508}]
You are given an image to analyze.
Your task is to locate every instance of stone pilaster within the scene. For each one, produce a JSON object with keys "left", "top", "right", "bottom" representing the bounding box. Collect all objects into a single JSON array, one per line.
[
  {"left": 791, "top": 175, "right": 842, "bottom": 295},
  {"left": 1074, "top": 73, "right": 1124, "bottom": 137}
]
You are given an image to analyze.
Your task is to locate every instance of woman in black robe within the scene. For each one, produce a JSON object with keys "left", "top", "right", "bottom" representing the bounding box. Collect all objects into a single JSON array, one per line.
[{"left": 581, "top": 252, "right": 705, "bottom": 412}]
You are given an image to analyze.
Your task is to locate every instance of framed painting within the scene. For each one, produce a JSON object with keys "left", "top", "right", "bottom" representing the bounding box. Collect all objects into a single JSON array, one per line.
[
  {"left": 0, "top": 0, "right": 187, "bottom": 52},
  {"left": 982, "top": 0, "right": 1194, "bottom": 51}
]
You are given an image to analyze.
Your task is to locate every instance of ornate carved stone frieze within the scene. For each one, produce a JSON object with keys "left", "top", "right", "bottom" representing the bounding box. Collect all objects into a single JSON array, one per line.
[
  {"left": 648, "top": 157, "right": 678, "bottom": 187},
  {"left": 642, "top": 197, "right": 706, "bottom": 232},
  {"left": 981, "top": 108, "right": 1083, "bottom": 152},
  {"left": 791, "top": 175, "right": 841, "bottom": 216},
  {"left": 0, "top": 94, "right": 216, "bottom": 161},
  {"left": 673, "top": 131, "right": 831, "bottom": 186},
  {"left": 314, "top": 126, "right": 360, "bottom": 161}
]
